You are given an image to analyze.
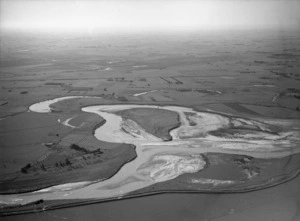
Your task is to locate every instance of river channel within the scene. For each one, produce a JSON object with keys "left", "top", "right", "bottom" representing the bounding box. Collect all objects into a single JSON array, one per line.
[{"left": 1, "top": 97, "right": 299, "bottom": 206}]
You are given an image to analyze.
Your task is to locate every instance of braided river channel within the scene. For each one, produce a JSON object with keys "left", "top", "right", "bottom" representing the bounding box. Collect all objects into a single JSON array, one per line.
[{"left": 1, "top": 97, "right": 300, "bottom": 206}]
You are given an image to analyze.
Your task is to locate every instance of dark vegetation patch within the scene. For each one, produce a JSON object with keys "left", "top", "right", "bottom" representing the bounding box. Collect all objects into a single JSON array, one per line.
[
  {"left": 44, "top": 82, "right": 64, "bottom": 86},
  {"left": 19, "top": 144, "right": 104, "bottom": 176},
  {"left": 175, "top": 88, "right": 220, "bottom": 95},
  {"left": 69, "top": 87, "right": 93, "bottom": 92},
  {"left": 0, "top": 101, "right": 8, "bottom": 106}
]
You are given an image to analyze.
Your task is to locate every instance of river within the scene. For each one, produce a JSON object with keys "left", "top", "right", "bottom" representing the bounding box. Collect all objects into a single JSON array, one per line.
[{"left": 1, "top": 97, "right": 299, "bottom": 206}]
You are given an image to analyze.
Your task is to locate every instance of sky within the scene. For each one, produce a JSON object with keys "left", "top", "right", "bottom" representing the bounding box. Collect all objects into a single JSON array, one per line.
[{"left": 1, "top": 0, "right": 299, "bottom": 33}]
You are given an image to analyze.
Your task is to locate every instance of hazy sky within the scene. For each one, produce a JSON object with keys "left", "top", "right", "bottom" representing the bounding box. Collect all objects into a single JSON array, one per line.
[{"left": 1, "top": 0, "right": 299, "bottom": 33}]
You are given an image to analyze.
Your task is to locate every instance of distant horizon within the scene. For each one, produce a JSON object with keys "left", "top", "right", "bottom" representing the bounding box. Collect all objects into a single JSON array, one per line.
[{"left": 1, "top": 0, "right": 300, "bottom": 34}]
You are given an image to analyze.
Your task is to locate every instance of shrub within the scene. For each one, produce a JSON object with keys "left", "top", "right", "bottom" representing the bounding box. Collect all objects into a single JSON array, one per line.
[
  {"left": 70, "top": 144, "right": 89, "bottom": 153},
  {"left": 21, "top": 163, "right": 31, "bottom": 173},
  {"left": 65, "top": 158, "right": 72, "bottom": 165}
]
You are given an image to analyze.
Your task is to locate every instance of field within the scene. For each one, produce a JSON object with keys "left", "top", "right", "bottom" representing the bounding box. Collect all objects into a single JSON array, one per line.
[{"left": 1, "top": 29, "right": 300, "bottom": 220}]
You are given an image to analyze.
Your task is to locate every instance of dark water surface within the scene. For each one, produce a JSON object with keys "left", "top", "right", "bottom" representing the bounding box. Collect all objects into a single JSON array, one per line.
[{"left": 2, "top": 174, "right": 299, "bottom": 221}]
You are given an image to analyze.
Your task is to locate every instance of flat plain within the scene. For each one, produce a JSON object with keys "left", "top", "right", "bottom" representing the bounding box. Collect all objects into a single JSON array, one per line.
[{"left": 0, "top": 29, "right": 300, "bottom": 220}]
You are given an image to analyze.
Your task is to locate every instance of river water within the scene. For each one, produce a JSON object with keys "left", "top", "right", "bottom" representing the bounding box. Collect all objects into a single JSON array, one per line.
[{"left": 1, "top": 97, "right": 299, "bottom": 206}]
